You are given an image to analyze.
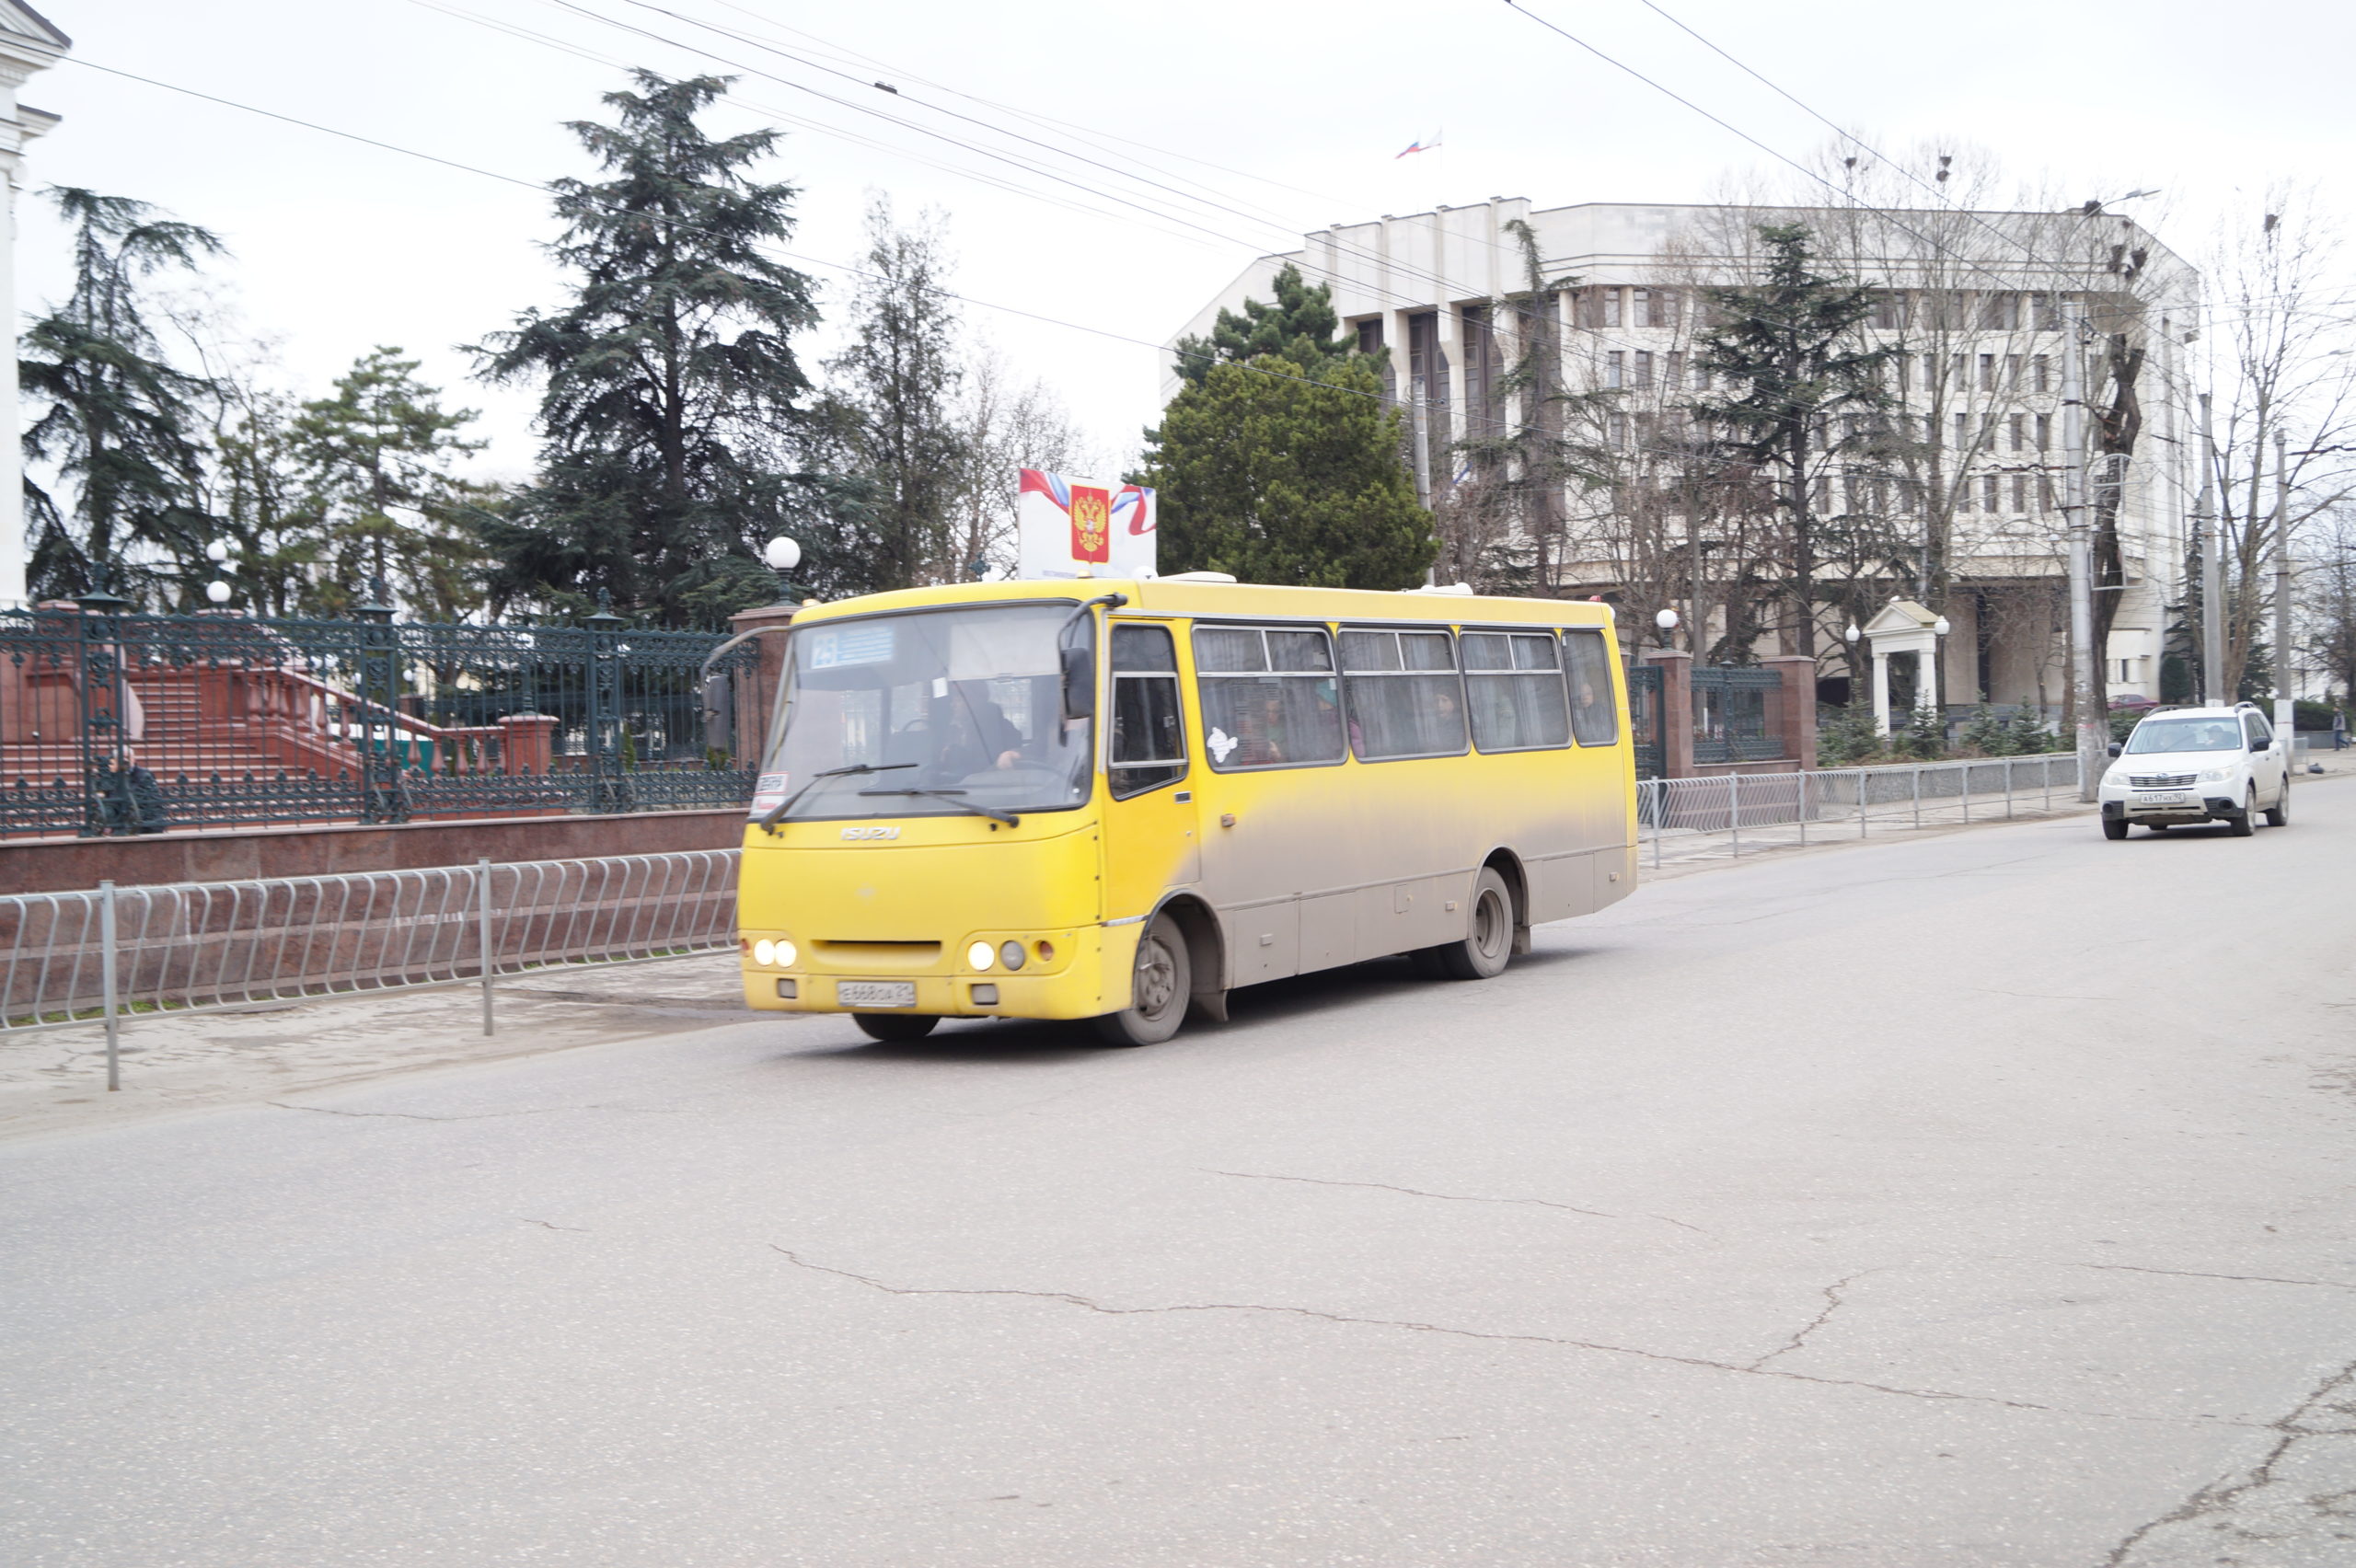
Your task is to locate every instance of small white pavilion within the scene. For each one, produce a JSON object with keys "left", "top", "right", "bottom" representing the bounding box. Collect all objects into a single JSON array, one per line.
[{"left": 1859, "top": 596, "right": 1949, "bottom": 736}]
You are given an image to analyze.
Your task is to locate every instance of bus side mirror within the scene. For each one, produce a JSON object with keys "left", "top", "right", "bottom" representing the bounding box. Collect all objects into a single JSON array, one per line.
[{"left": 1060, "top": 646, "right": 1095, "bottom": 721}]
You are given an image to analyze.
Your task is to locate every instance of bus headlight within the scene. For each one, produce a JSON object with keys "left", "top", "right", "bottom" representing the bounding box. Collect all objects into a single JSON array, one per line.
[
  {"left": 966, "top": 940, "right": 996, "bottom": 971},
  {"left": 753, "top": 939, "right": 777, "bottom": 966},
  {"left": 773, "top": 939, "right": 795, "bottom": 968},
  {"left": 998, "top": 940, "right": 1027, "bottom": 972}
]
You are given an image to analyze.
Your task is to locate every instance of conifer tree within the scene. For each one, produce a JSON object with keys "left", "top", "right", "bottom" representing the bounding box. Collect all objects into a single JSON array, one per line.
[
  {"left": 1691, "top": 224, "right": 1895, "bottom": 656},
  {"left": 473, "top": 72, "right": 836, "bottom": 626},
  {"left": 20, "top": 188, "right": 225, "bottom": 605},
  {"left": 1170, "top": 262, "right": 1357, "bottom": 388},
  {"left": 1142, "top": 354, "right": 1435, "bottom": 589}
]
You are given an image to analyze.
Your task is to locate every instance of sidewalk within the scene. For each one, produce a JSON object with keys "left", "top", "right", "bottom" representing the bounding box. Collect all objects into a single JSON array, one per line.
[{"left": 0, "top": 951, "right": 778, "bottom": 1144}]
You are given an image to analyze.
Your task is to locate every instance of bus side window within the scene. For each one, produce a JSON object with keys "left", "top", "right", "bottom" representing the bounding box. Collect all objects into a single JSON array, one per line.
[
  {"left": 1339, "top": 628, "right": 1468, "bottom": 760},
  {"left": 1562, "top": 629, "right": 1620, "bottom": 745},
  {"left": 1109, "top": 624, "right": 1187, "bottom": 798},
  {"left": 1463, "top": 632, "right": 1572, "bottom": 752},
  {"left": 1192, "top": 625, "right": 1345, "bottom": 769}
]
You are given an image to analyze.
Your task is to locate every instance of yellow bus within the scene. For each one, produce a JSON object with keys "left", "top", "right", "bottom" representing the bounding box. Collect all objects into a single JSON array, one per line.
[{"left": 736, "top": 576, "right": 1636, "bottom": 1044}]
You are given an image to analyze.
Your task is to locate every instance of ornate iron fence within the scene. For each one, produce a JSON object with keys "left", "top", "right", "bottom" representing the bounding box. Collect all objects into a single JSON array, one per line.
[
  {"left": 1691, "top": 664, "right": 1784, "bottom": 766},
  {"left": 0, "top": 592, "right": 763, "bottom": 838}
]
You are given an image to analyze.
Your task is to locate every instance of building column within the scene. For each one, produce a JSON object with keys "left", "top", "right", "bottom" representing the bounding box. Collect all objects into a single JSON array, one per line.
[
  {"left": 1642, "top": 649, "right": 1693, "bottom": 778},
  {"left": 1872, "top": 650, "right": 1893, "bottom": 736},
  {"left": 1762, "top": 653, "right": 1818, "bottom": 771},
  {"left": 0, "top": 16, "right": 65, "bottom": 609}
]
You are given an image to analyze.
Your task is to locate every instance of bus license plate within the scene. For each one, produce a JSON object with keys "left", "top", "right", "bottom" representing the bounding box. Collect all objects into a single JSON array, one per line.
[
  {"left": 837, "top": 981, "right": 916, "bottom": 1008},
  {"left": 2138, "top": 791, "right": 2189, "bottom": 806}
]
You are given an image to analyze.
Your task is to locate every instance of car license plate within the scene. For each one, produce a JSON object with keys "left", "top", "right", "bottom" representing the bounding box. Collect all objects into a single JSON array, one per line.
[
  {"left": 836, "top": 980, "right": 916, "bottom": 1008},
  {"left": 2138, "top": 790, "right": 2189, "bottom": 806}
]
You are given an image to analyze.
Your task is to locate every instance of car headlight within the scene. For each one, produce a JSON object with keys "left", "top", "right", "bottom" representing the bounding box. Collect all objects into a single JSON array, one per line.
[
  {"left": 753, "top": 939, "right": 776, "bottom": 966},
  {"left": 2196, "top": 767, "right": 2235, "bottom": 783},
  {"left": 966, "top": 940, "right": 996, "bottom": 972}
]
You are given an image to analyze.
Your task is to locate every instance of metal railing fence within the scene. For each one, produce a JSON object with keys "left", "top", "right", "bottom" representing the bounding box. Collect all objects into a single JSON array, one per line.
[
  {"left": 1638, "top": 753, "right": 2085, "bottom": 870},
  {"left": 0, "top": 848, "right": 743, "bottom": 1085}
]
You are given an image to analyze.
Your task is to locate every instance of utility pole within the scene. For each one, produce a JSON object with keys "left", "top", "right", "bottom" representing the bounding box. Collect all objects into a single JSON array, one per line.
[
  {"left": 2062, "top": 313, "right": 2102, "bottom": 799},
  {"left": 2199, "top": 394, "right": 2223, "bottom": 706},
  {"left": 2274, "top": 430, "right": 2294, "bottom": 742}
]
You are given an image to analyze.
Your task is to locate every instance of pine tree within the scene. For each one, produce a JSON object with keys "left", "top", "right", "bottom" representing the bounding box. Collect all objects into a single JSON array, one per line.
[
  {"left": 472, "top": 72, "right": 833, "bottom": 627},
  {"left": 828, "top": 198, "right": 970, "bottom": 593},
  {"left": 1171, "top": 262, "right": 1356, "bottom": 389},
  {"left": 292, "top": 348, "right": 486, "bottom": 617},
  {"left": 1141, "top": 354, "right": 1435, "bottom": 589},
  {"left": 19, "top": 188, "right": 225, "bottom": 605},
  {"left": 1692, "top": 224, "right": 1895, "bottom": 657}
]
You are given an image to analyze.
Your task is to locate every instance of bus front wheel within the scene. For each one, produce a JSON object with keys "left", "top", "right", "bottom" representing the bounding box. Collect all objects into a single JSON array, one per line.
[
  {"left": 853, "top": 1013, "right": 938, "bottom": 1043},
  {"left": 1432, "top": 868, "right": 1515, "bottom": 981},
  {"left": 1094, "top": 915, "right": 1192, "bottom": 1046}
]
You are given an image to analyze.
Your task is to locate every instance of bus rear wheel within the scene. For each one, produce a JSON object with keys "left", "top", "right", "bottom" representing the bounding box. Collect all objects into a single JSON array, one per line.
[
  {"left": 852, "top": 1013, "right": 938, "bottom": 1043},
  {"left": 1094, "top": 915, "right": 1191, "bottom": 1046},
  {"left": 1432, "top": 867, "right": 1515, "bottom": 981}
]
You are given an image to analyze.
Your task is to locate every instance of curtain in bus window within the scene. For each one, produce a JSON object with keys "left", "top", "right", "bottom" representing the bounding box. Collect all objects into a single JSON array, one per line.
[
  {"left": 1341, "top": 628, "right": 1469, "bottom": 760},
  {"left": 1563, "top": 628, "right": 1620, "bottom": 745},
  {"left": 1462, "top": 632, "right": 1571, "bottom": 752},
  {"left": 1110, "top": 624, "right": 1186, "bottom": 797},
  {"left": 1193, "top": 625, "right": 1345, "bottom": 769}
]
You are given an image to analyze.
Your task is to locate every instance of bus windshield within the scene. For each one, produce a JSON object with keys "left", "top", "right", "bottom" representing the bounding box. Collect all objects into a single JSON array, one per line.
[{"left": 764, "top": 603, "right": 1093, "bottom": 821}]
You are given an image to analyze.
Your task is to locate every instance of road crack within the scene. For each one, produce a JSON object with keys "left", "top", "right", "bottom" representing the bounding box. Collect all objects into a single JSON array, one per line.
[
  {"left": 1751, "top": 1271, "right": 1880, "bottom": 1370},
  {"left": 266, "top": 1100, "right": 682, "bottom": 1123},
  {"left": 1209, "top": 1169, "right": 1712, "bottom": 1237},
  {"left": 2074, "top": 1262, "right": 2356, "bottom": 1293},
  {"left": 2103, "top": 1356, "right": 2356, "bottom": 1565},
  {"left": 766, "top": 1246, "right": 2257, "bottom": 1430}
]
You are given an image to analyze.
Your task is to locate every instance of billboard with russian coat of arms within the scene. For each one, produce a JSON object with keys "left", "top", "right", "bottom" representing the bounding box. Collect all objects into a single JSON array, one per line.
[{"left": 1016, "top": 468, "right": 1156, "bottom": 580}]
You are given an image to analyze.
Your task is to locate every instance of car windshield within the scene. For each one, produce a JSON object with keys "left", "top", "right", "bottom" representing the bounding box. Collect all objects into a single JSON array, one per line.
[
  {"left": 2124, "top": 717, "right": 2241, "bottom": 754},
  {"left": 762, "top": 603, "right": 1092, "bottom": 820}
]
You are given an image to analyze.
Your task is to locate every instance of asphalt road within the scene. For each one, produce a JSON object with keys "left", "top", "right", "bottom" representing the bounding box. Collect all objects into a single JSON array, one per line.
[{"left": 5, "top": 784, "right": 2354, "bottom": 1567}]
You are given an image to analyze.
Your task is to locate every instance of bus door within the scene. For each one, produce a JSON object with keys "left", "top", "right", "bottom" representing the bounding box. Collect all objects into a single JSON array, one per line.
[{"left": 1101, "top": 621, "right": 1200, "bottom": 918}]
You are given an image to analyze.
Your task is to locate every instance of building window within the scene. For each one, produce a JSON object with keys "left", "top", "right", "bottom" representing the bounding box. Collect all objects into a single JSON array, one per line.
[
  {"left": 1576, "top": 287, "right": 1623, "bottom": 329},
  {"left": 2005, "top": 354, "right": 2022, "bottom": 387},
  {"left": 1357, "top": 318, "right": 1383, "bottom": 355},
  {"left": 1953, "top": 413, "right": 1969, "bottom": 451},
  {"left": 2035, "top": 413, "right": 2052, "bottom": 452},
  {"left": 1461, "top": 306, "right": 1497, "bottom": 437},
  {"left": 1608, "top": 412, "right": 1629, "bottom": 448},
  {"left": 1812, "top": 477, "right": 1831, "bottom": 511},
  {"left": 1606, "top": 351, "right": 1624, "bottom": 388},
  {"left": 1981, "top": 473, "right": 2000, "bottom": 513},
  {"left": 1666, "top": 351, "right": 1684, "bottom": 391},
  {"left": 1896, "top": 353, "right": 1911, "bottom": 396},
  {"left": 1949, "top": 353, "right": 1966, "bottom": 386},
  {"left": 1641, "top": 288, "right": 1678, "bottom": 328},
  {"left": 2009, "top": 414, "right": 2026, "bottom": 452},
  {"left": 1979, "top": 292, "right": 2019, "bottom": 330},
  {"left": 2011, "top": 474, "right": 2027, "bottom": 513},
  {"left": 1633, "top": 351, "right": 1654, "bottom": 389},
  {"left": 2038, "top": 473, "right": 2056, "bottom": 512},
  {"left": 1980, "top": 353, "right": 1997, "bottom": 391},
  {"left": 2032, "top": 355, "right": 2050, "bottom": 393},
  {"left": 2030, "top": 293, "right": 2058, "bottom": 331},
  {"left": 1871, "top": 292, "right": 1906, "bottom": 330}
]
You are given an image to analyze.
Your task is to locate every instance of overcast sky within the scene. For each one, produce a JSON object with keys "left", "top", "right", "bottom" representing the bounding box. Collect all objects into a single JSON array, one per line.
[{"left": 22, "top": 0, "right": 2352, "bottom": 482}]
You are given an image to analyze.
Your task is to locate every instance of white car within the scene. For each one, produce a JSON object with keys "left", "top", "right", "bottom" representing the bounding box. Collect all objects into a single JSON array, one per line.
[{"left": 2096, "top": 704, "right": 2290, "bottom": 840}]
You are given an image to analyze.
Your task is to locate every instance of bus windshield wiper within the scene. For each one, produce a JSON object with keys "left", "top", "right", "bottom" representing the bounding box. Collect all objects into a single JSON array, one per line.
[
  {"left": 760, "top": 762, "right": 915, "bottom": 831},
  {"left": 856, "top": 787, "right": 1022, "bottom": 827}
]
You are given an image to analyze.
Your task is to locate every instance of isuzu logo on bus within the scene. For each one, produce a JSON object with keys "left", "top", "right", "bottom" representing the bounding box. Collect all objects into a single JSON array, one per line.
[{"left": 840, "top": 825, "right": 900, "bottom": 841}]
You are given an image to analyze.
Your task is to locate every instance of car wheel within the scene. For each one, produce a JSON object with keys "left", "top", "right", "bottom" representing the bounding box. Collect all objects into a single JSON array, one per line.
[
  {"left": 1094, "top": 915, "right": 1191, "bottom": 1046},
  {"left": 1433, "top": 867, "right": 1516, "bottom": 980},
  {"left": 2264, "top": 783, "right": 2290, "bottom": 828},
  {"left": 853, "top": 1013, "right": 938, "bottom": 1043},
  {"left": 2102, "top": 817, "right": 2129, "bottom": 840},
  {"left": 2229, "top": 789, "right": 2257, "bottom": 836}
]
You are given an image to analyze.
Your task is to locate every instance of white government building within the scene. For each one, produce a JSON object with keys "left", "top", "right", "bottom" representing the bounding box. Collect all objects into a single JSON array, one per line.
[
  {"left": 1167, "top": 197, "right": 2202, "bottom": 717},
  {"left": 0, "top": 0, "right": 65, "bottom": 611}
]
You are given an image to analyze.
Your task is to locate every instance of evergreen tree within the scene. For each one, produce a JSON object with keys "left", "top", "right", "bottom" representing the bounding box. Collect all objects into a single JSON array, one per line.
[
  {"left": 828, "top": 198, "right": 969, "bottom": 592},
  {"left": 292, "top": 347, "right": 487, "bottom": 617},
  {"left": 1692, "top": 224, "right": 1895, "bottom": 656},
  {"left": 472, "top": 72, "right": 832, "bottom": 627},
  {"left": 20, "top": 188, "right": 225, "bottom": 605},
  {"left": 1171, "top": 262, "right": 1356, "bottom": 389},
  {"left": 1141, "top": 353, "right": 1435, "bottom": 588}
]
